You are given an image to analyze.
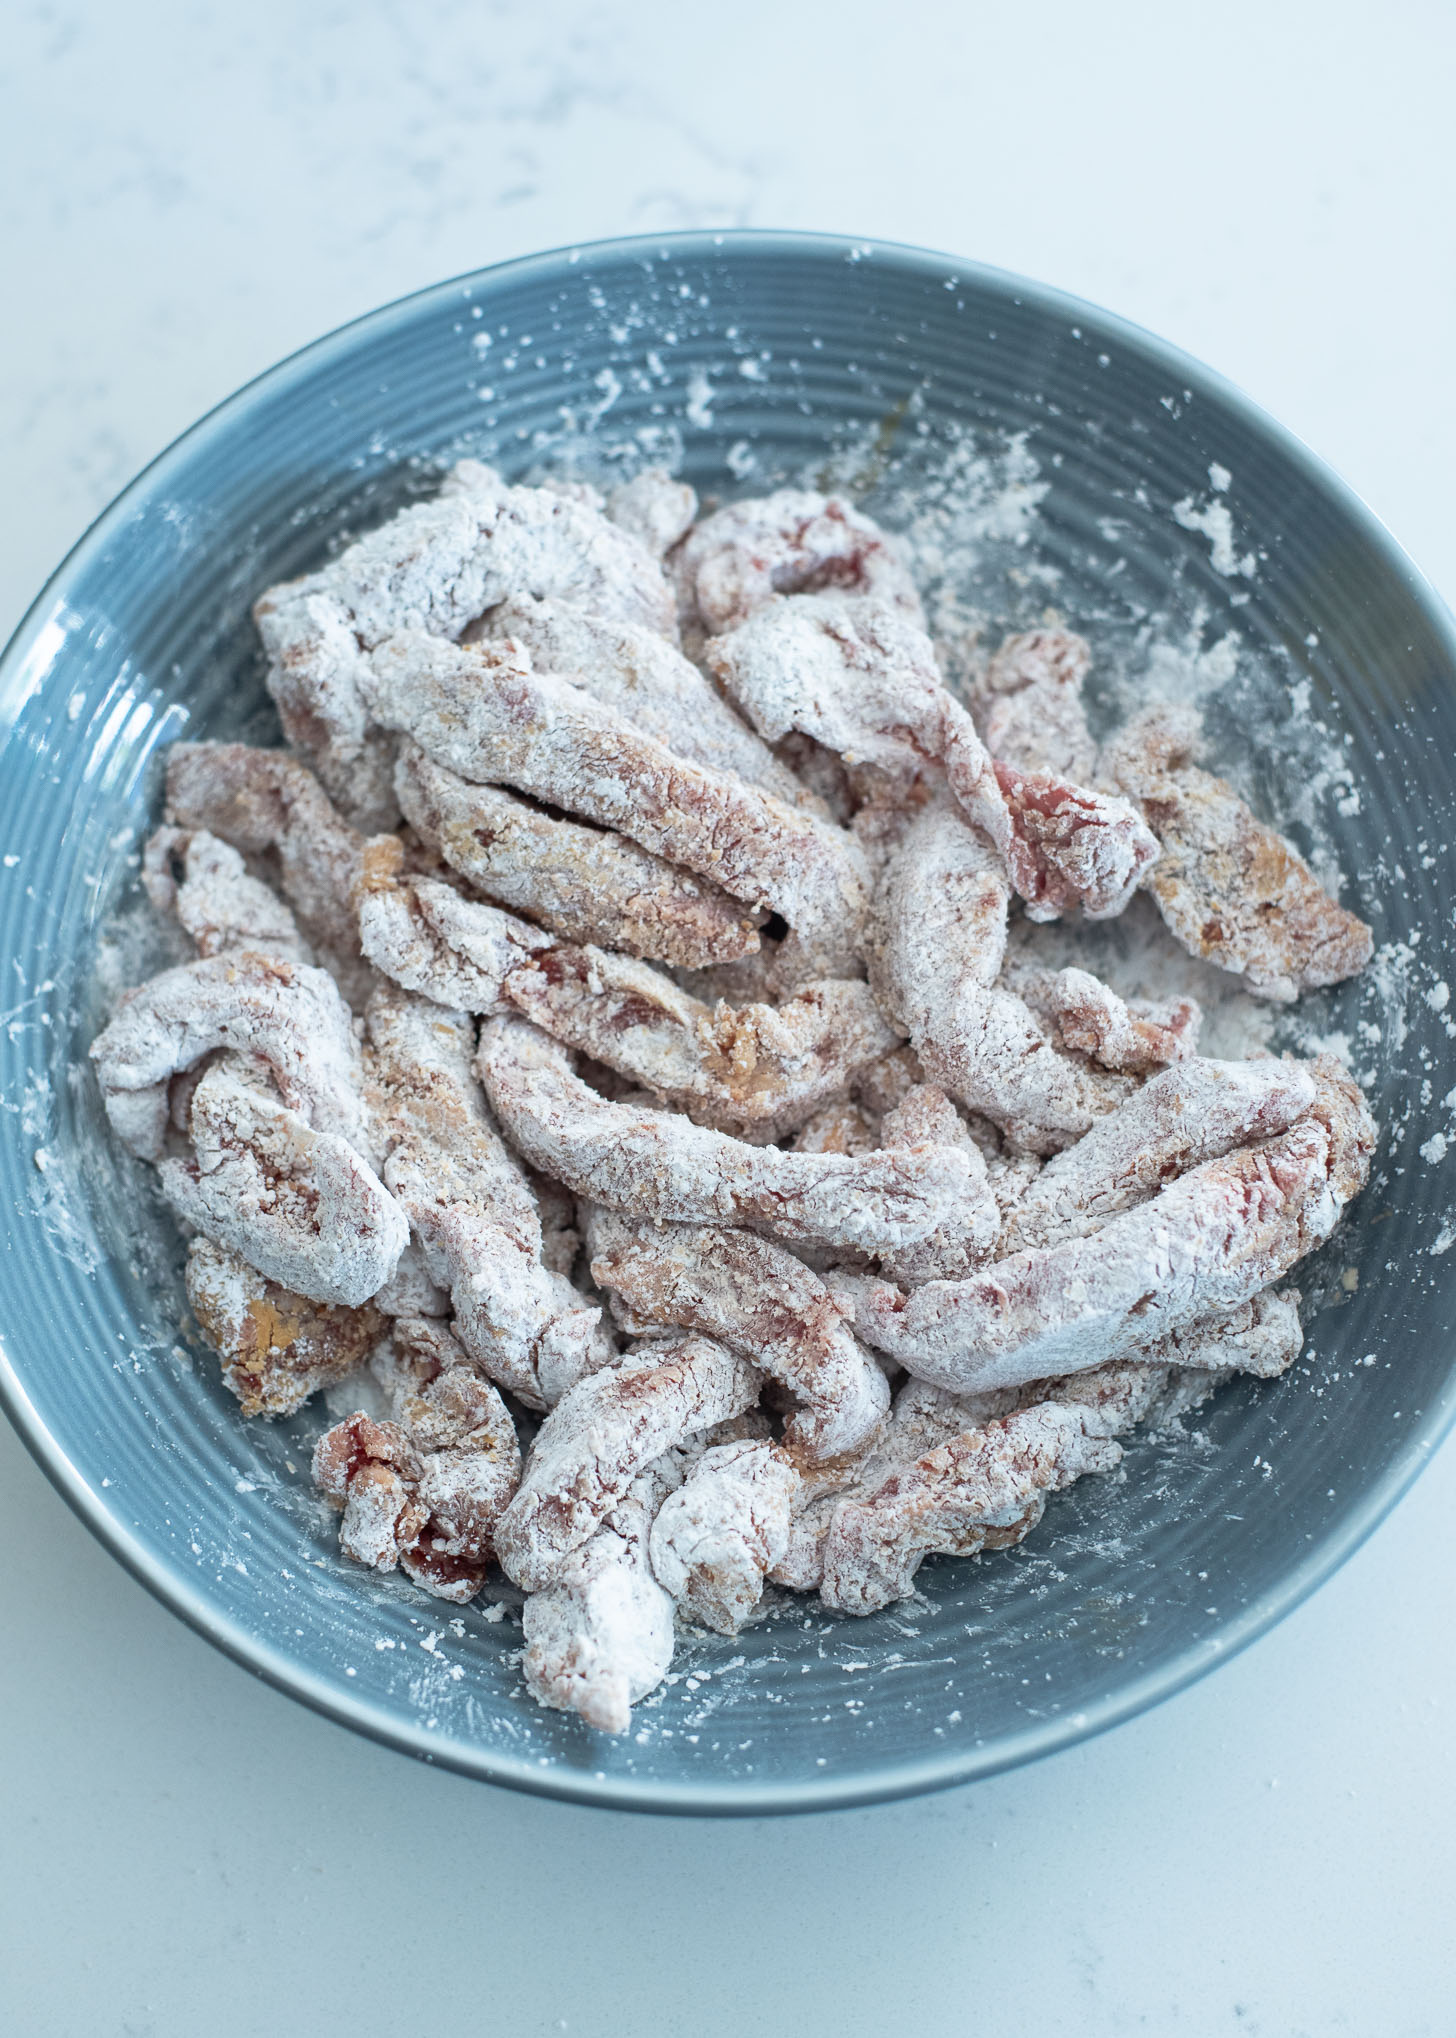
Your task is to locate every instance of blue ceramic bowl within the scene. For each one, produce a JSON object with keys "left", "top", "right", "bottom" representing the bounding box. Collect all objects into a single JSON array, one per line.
[{"left": 3, "top": 232, "right": 1454, "bottom": 1814}]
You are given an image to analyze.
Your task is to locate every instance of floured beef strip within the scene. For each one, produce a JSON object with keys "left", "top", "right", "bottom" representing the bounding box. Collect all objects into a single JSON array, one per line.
[
  {"left": 586, "top": 1208, "right": 890, "bottom": 1461},
  {"left": 367, "top": 986, "right": 614, "bottom": 1411},
  {"left": 873, "top": 803, "right": 1129, "bottom": 1153},
  {"left": 253, "top": 459, "right": 675, "bottom": 828},
  {"left": 142, "top": 827, "right": 307, "bottom": 962},
  {"left": 164, "top": 742, "right": 368, "bottom": 954},
  {"left": 706, "top": 593, "right": 1158, "bottom": 918},
  {"left": 502, "top": 943, "right": 900, "bottom": 1140},
  {"left": 520, "top": 1458, "right": 680, "bottom": 1734},
  {"left": 354, "top": 846, "right": 553, "bottom": 1013},
  {"left": 968, "top": 628, "right": 1098, "bottom": 782},
  {"left": 91, "top": 950, "right": 371, "bottom": 1163},
  {"left": 996, "top": 1056, "right": 1321, "bottom": 1255},
  {"left": 672, "top": 488, "right": 926, "bottom": 634},
  {"left": 839, "top": 1059, "right": 1374, "bottom": 1393},
  {"left": 705, "top": 594, "right": 950, "bottom": 804},
  {"left": 395, "top": 739, "right": 761, "bottom": 966},
  {"left": 161, "top": 1055, "right": 407, "bottom": 1307},
  {"left": 875, "top": 1082, "right": 1000, "bottom": 1282},
  {"left": 1101, "top": 704, "right": 1373, "bottom": 1002},
  {"left": 479, "top": 595, "right": 814, "bottom": 809},
  {"left": 185, "top": 1236, "right": 387, "bottom": 1419},
  {"left": 361, "top": 630, "right": 870, "bottom": 984},
  {"left": 494, "top": 1335, "right": 762, "bottom": 1592},
  {"left": 603, "top": 469, "right": 698, "bottom": 558},
  {"left": 477, "top": 1014, "right": 987, "bottom": 1263},
  {"left": 313, "top": 1357, "right": 522, "bottom": 1603},
  {"left": 776, "top": 1292, "right": 1302, "bottom": 1598},
  {"left": 999, "top": 958, "right": 1202, "bottom": 1075},
  {"left": 649, "top": 1439, "right": 800, "bottom": 1634},
  {"left": 821, "top": 1396, "right": 1124, "bottom": 1613}
]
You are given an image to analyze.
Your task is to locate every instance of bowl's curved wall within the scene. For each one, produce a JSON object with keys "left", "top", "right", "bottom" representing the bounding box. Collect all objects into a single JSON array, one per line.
[{"left": 1, "top": 233, "right": 1454, "bottom": 1812}]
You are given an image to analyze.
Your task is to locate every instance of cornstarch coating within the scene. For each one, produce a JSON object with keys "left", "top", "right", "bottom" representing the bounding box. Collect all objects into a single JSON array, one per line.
[
  {"left": 314, "top": 1349, "right": 522, "bottom": 1603},
  {"left": 479, "top": 595, "right": 815, "bottom": 809},
  {"left": 706, "top": 592, "right": 1159, "bottom": 921},
  {"left": 366, "top": 986, "right": 614, "bottom": 1411},
  {"left": 355, "top": 849, "right": 553, "bottom": 1015},
  {"left": 876, "top": 1083, "right": 1001, "bottom": 1282},
  {"left": 91, "top": 949, "right": 371, "bottom": 1162},
  {"left": 160, "top": 1055, "right": 407, "bottom": 1307},
  {"left": 968, "top": 629, "right": 1098, "bottom": 782},
  {"left": 1101, "top": 703, "right": 1373, "bottom": 1001},
  {"left": 998, "top": 959, "right": 1202, "bottom": 1074},
  {"left": 602, "top": 468, "right": 698, "bottom": 558},
  {"left": 501, "top": 944, "right": 900, "bottom": 1139},
  {"left": 873, "top": 803, "right": 1130, "bottom": 1152},
  {"left": 817, "top": 1295, "right": 1304, "bottom": 1614},
  {"left": 361, "top": 629, "right": 871, "bottom": 985},
  {"left": 185, "top": 1236, "right": 387, "bottom": 1418},
  {"left": 649, "top": 1439, "right": 800, "bottom": 1634},
  {"left": 821, "top": 1399, "right": 1125, "bottom": 1615},
  {"left": 995, "top": 1057, "right": 1321, "bottom": 1256},
  {"left": 395, "top": 737, "right": 761, "bottom": 966},
  {"left": 142, "top": 827, "right": 307, "bottom": 962},
  {"left": 672, "top": 488, "right": 926, "bottom": 634},
  {"left": 520, "top": 1461, "right": 679, "bottom": 1734},
  {"left": 495, "top": 1334, "right": 763, "bottom": 1592},
  {"left": 790, "top": 1098, "right": 882, "bottom": 1157},
  {"left": 164, "top": 741, "right": 369, "bottom": 956},
  {"left": 842, "top": 1058, "right": 1374, "bottom": 1391},
  {"left": 253, "top": 458, "right": 675, "bottom": 828},
  {"left": 586, "top": 1208, "right": 892, "bottom": 1461},
  {"left": 477, "top": 1014, "right": 987, "bottom": 1262},
  {"left": 93, "top": 460, "right": 1380, "bottom": 1735}
]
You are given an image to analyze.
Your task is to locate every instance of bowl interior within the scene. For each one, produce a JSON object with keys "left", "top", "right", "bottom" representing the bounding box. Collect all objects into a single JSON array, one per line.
[{"left": 3, "top": 233, "right": 1455, "bottom": 1813}]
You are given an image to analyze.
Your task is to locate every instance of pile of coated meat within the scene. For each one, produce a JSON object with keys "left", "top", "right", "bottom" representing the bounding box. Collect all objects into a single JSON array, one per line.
[{"left": 90, "top": 462, "right": 1377, "bottom": 1733}]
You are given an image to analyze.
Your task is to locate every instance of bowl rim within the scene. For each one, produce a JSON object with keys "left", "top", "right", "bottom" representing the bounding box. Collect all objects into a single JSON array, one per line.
[{"left": 3, "top": 226, "right": 1455, "bottom": 1817}]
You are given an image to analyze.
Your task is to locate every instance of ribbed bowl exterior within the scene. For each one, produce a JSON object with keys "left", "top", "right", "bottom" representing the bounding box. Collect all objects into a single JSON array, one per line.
[{"left": 2, "top": 232, "right": 1453, "bottom": 1813}]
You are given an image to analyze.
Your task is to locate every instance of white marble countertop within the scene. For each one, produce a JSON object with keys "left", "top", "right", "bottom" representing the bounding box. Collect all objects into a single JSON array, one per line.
[{"left": 3, "top": 4, "right": 1453, "bottom": 2031}]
